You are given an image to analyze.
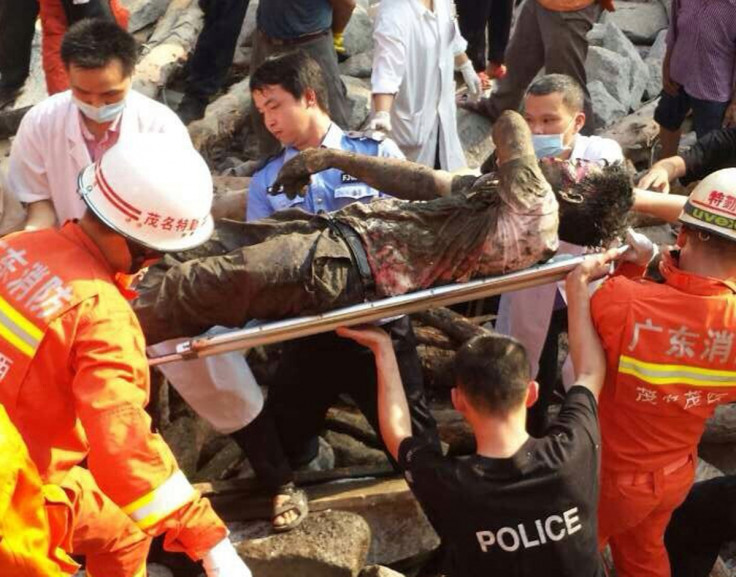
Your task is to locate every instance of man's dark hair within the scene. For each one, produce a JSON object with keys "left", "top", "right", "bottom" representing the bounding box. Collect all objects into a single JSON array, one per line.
[
  {"left": 526, "top": 73, "right": 585, "bottom": 114},
  {"left": 250, "top": 51, "right": 330, "bottom": 114},
  {"left": 61, "top": 19, "right": 138, "bottom": 77},
  {"left": 454, "top": 334, "right": 531, "bottom": 415}
]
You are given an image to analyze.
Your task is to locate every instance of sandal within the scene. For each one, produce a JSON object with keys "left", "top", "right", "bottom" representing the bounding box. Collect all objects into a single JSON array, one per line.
[{"left": 272, "top": 484, "right": 309, "bottom": 533}]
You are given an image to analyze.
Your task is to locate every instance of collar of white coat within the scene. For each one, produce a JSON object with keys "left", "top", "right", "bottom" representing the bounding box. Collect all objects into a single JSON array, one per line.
[{"left": 64, "top": 89, "right": 138, "bottom": 148}]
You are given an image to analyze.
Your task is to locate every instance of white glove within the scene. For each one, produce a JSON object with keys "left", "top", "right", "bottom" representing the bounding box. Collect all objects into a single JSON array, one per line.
[
  {"left": 368, "top": 110, "right": 392, "bottom": 133},
  {"left": 203, "top": 538, "right": 252, "bottom": 577},
  {"left": 623, "top": 228, "right": 658, "bottom": 266},
  {"left": 458, "top": 60, "right": 482, "bottom": 102}
]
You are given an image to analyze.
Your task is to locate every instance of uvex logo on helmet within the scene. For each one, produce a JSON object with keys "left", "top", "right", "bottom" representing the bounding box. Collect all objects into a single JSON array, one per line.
[{"left": 679, "top": 169, "right": 736, "bottom": 242}]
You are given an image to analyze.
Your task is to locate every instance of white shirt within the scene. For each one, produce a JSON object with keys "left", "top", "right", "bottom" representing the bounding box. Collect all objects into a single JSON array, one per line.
[
  {"left": 371, "top": 0, "right": 468, "bottom": 171},
  {"left": 7, "top": 89, "right": 191, "bottom": 224},
  {"left": 496, "top": 134, "right": 624, "bottom": 386}
]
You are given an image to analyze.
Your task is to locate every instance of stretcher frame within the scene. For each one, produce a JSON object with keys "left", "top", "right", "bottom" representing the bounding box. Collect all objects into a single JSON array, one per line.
[{"left": 148, "top": 250, "right": 622, "bottom": 366}]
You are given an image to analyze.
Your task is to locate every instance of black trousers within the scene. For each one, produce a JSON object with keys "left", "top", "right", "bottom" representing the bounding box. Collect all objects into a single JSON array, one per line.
[
  {"left": 185, "top": 0, "right": 250, "bottom": 99},
  {"left": 0, "top": 0, "right": 39, "bottom": 87},
  {"left": 665, "top": 475, "right": 736, "bottom": 577},
  {"left": 527, "top": 305, "right": 567, "bottom": 437},
  {"left": 232, "top": 316, "right": 439, "bottom": 491},
  {"left": 455, "top": 0, "right": 513, "bottom": 71}
]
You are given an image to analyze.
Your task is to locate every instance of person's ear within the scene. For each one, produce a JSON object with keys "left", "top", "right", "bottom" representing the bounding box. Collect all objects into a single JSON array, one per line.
[
  {"left": 676, "top": 227, "right": 688, "bottom": 249},
  {"left": 304, "top": 88, "right": 318, "bottom": 108},
  {"left": 525, "top": 381, "right": 539, "bottom": 408},
  {"left": 573, "top": 111, "right": 586, "bottom": 134}
]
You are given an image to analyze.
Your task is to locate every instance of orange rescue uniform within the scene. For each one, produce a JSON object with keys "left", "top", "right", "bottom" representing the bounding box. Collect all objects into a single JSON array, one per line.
[
  {"left": 0, "top": 405, "right": 76, "bottom": 577},
  {"left": 39, "top": 0, "right": 130, "bottom": 95},
  {"left": 591, "top": 251, "right": 736, "bottom": 577},
  {"left": 0, "top": 222, "right": 227, "bottom": 577}
]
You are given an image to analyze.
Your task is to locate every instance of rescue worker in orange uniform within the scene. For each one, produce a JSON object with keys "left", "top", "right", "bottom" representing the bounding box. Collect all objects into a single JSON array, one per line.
[
  {"left": 592, "top": 168, "right": 736, "bottom": 577},
  {"left": 0, "top": 133, "right": 251, "bottom": 577},
  {"left": 0, "top": 404, "right": 77, "bottom": 577},
  {"left": 40, "top": 0, "right": 129, "bottom": 94}
]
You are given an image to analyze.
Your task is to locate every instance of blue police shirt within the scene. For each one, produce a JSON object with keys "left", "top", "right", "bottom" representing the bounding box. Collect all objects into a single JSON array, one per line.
[
  {"left": 247, "top": 123, "right": 405, "bottom": 222},
  {"left": 257, "top": 0, "right": 332, "bottom": 40}
]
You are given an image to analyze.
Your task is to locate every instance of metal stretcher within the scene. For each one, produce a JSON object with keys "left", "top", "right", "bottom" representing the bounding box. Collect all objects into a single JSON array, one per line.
[{"left": 148, "top": 250, "right": 620, "bottom": 366}]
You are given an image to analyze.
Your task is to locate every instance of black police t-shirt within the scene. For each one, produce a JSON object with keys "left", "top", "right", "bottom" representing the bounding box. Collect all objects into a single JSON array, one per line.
[{"left": 399, "top": 386, "right": 604, "bottom": 577}]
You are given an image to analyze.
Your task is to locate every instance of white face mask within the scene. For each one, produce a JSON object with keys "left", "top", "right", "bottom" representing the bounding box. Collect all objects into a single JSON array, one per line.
[
  {"left": 73, "top": 95, "right": 127, "bottom": 124},
  {"left": 531, "top": 117, "right": 575, "bottom": 158}
]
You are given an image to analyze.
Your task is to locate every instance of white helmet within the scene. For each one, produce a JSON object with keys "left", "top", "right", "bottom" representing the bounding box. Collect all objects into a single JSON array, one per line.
[
  {"left": 679, "top": 168, "right": 736, "bottom": 242},
  {"left": 78, "top": 133, "right": 214, "bottom": 252}
]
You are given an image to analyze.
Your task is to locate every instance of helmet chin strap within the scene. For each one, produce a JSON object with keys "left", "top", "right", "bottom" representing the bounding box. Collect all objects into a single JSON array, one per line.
[{"left": 124, "top": 236, "right": 161, "bottom": 274}]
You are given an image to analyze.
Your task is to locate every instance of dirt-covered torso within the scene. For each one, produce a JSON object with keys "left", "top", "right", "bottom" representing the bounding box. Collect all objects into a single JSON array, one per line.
[{"left": 335, "top": 157, "right": 559, "bottom": 296}]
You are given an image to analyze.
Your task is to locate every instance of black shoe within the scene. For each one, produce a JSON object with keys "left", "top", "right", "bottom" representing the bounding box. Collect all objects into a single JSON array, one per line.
[
  {"left": 176, "top": 94, "right": 208, "bottom": 125},
  {"left": 0, "top": 79, "right": 24, "bottom": 109}
]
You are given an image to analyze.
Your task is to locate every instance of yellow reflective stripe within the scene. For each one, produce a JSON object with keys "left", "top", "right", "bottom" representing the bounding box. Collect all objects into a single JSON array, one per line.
[
  {"left": 619, "top": 355, "right": 736, "bottom": 388},
  {"left": 122, "top": 471, "right": 196, "bottom": 531},
  {"left": 0, "top": 295, "right": 42, "bottom": 340},
  {"left": 0, "top": 294, "right": 42, "bottom": 357}
]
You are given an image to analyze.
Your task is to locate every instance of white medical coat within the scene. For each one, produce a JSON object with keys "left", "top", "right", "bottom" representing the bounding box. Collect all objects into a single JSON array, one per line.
[
  {"left": 372, "top": 0, "right": 468, "bottom": 171},
  {"left": 7, "top": 89, "right": 190, "bottom": 224}
]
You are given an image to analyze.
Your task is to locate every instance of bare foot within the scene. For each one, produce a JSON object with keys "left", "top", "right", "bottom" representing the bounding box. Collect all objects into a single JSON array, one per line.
[{"left": 492, "top": 110, "right": 534, "bottom": 166}]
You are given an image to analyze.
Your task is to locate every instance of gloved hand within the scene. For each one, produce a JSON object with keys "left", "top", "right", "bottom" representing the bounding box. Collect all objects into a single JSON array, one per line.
[
  {"left": 203, "top": 538, "right": 252, "bottom": 577},
  {"left": 368, "top": 110, "right": 392, "bottom": 134},
  {"left": 333, "top": 32, "right": 346, "bottom": 55},
  {"left": 458, "top": 60, "right": 482, "bottom": 102},
  {"left": 623, "top": 228, "right": 658, "bottom": 266}
]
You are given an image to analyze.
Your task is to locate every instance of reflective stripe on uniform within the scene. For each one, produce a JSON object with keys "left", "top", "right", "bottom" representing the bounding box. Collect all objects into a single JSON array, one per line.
[
  {"left": 0, "top": 294, "right": 43, "bottom": 357},
  {"left": 122, "top": 471, "right": 196, "bottom": 530},
  {"left": 619, "top": 355, "right": 736, "bottom": 387}
]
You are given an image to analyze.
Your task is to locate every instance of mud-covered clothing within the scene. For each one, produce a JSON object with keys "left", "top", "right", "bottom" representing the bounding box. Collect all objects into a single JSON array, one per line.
[
  {"left": 399, "top": 386, "right": 604, "bottom": 577},
  {"left": 681, "top": 127, "right": 736, "bottom": 185},
  {"left": 134, "top": 154, "right": 558, "bottom": 345},
  {"left": 335, "top": 156, "right": 559, "bottom": 297}
]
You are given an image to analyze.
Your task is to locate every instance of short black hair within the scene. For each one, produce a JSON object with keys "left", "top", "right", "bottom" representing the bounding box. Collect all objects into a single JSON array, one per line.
[
  {"left": 61, "top": 19, "right": 138, "bottom": 77},
  {"left": 454, "top": 334, "right": 531, "bottom": 415},
  {"left": 250, "top": 50, "right": 330, "bottom": 114},
  {"left": 526, "top": 74, "right": 585, "bottom": 114}
]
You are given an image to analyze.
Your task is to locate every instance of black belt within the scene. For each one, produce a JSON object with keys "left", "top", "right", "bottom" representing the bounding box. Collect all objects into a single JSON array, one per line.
[{"left": 325, "top": 217, "right": 375, "bottom": 299}]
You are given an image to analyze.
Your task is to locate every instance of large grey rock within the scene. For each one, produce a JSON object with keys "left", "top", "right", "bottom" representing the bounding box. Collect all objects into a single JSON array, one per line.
[
  {"left": 703, "top": 404, "right": 736, "bottom": 444},
  {"left": 120, "top": 0, "right": 171, "bottom": 32},
  {"left": 340, "top": 52, "right": 374, "bottom": 79},
  {"left": 456, "top": 108, "right": 495, "bottom": 169},
  {"left": 586, "top": 46, "right": 631, "bottom": 109},
  {"left": 644, "top": 29, "right": 668, "bottom": 99},
  {"left": 325, "top": 430, "right": 390, "bottom": 468},
  {"left": 587, "top": 21, "right": 650, "bottom": 110},
  {"left": 343, "top": 75, "right": 372, "bottom": 130},
  {"left": 362, "top": 498, "right": 439, "bottom": 565},
  {"left": 695, "top": 458, "right": 725, "bottom": 483},
  {"left": 235, "top": 511, "right": 371, "bottom": 577},
  {"left": 602, "top": 1, "right": 668, "bottom": 44},
  {"left": 344, "top": 6, "right": 374, "bottom": 56},
  {"left": 587, "top": 80, "right": 627, "bottom": 129},
  {"left": 238, "top": 0, "right": 260, "bottom": 48},
  {"left": 659, "top": 0, "right": 673, "bottom": 24},
  {"left": 360, "top": 566, "right": 406, "bottom": 577}
]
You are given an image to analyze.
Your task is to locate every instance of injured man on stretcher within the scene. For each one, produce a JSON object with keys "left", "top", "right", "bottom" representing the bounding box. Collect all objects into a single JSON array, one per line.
[{"left": 134, "top": 111, "right": 633, "bottom": 345}]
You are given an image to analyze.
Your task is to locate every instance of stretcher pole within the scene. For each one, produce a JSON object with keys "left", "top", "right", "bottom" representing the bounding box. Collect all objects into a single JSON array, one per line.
[{"left": 148, "top": 250, "right": 624, "bottom": 366}]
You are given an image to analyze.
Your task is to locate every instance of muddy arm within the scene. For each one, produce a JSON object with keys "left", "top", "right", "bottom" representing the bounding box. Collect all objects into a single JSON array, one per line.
[{"left": 273, "top": 148, "right": 456, "bottom": 201}]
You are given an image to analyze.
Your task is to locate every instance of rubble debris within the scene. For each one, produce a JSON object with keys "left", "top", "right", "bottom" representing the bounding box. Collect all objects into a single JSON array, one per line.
[{"left": 235, "top": 510, "right": 372, "bottom": 577}]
